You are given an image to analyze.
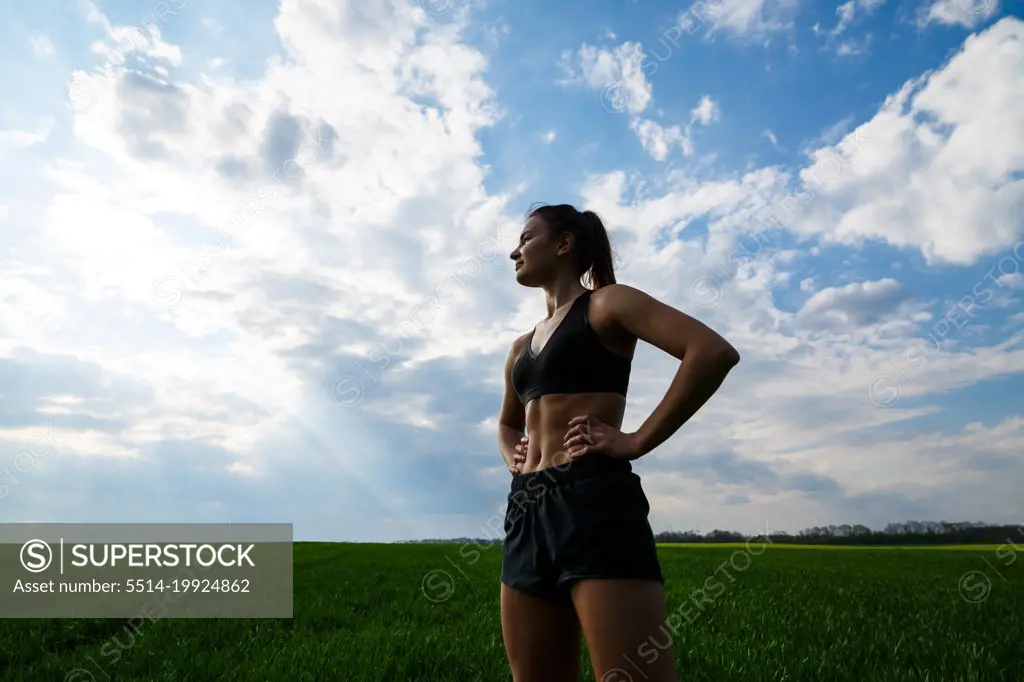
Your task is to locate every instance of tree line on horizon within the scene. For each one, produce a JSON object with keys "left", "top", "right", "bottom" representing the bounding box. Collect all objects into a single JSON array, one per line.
[
  {"left": 398, "top": 520, "right": 1024, "bottom": 545},
  {"left": 656, "top": 520, "right": 1023, "bottom": 545}
]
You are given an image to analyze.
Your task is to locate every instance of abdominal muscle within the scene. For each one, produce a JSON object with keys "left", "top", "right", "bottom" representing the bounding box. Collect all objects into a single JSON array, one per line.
[{"left": 519, "top": 392, "right": 627, "bottom": 474}]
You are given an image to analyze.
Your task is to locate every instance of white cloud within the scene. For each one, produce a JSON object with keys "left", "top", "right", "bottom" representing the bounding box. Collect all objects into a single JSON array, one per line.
[
  {"left": 696, "top": 0, "right": 800, "bottom": 39},
  {"left": 541, "top": 129, "right": 556, "bottom": 143},
  {"left": 630, "top": 118, "right": 693, "bottom": 160},
  {"left": 2, "top": 1, "right": 1023, "bottom": 539},
  {"left": 2, "top": 0, "right": 514, "bottom": 478},
  {"left": 562, "top": 17, "right": 1024, "bottom": 526},
  {"left": 783, "top": 17, "right": 1024, "bottom": 265},
  {"left": 821, "top": 0, "right": 885, "bottom": 55},
  {"left": 631, "top": 94, "right": 723, "bottom": 159},
  {"left": 920, "top": 0, "right": 1001, "bottom": 29},
  {"left": 691, "top": 95, "right": 721, "bottom": 125},
  {"left": 796, "top": 278, "right": 908, "bottom": 331},
  {"left": 0, "top": 119, "right": 53, "bottom": 149},
  {"left": 831, "top": 0, "right": 888, "bottom": 36},
  {"left": 558, "top": 41, "right": 653, "bottom": 116},
  {"left": 29, "top": 32, "right": 55, "bottom": 57},
  {"left": 834, "top": 35, "right": 872, "bottom": 56},
  {"left": 559, "top": 45, "right": 719, "bottom": 160},
  {"left": 997, "top": 272, "right": 1024, "bottom": 289},
  {"left": 809, "top": 114, "right": 856, "bottom": 148},
  {"left": 832, "top": 1, "right": 857, "bottom": 36}
]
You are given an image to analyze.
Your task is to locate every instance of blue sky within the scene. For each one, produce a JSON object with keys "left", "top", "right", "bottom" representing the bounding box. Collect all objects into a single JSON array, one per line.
[{"left": 1, "top": 0, "right": 1022, "bottom": 541}]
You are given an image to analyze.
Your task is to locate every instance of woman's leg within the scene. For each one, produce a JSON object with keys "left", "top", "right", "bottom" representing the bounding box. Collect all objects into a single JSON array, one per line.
[
  {"left": 569, "top": 578, "right": 679, "bottom": 682},
  {"left": 501, "top": 583, "right": 582, "bottom": 682}
]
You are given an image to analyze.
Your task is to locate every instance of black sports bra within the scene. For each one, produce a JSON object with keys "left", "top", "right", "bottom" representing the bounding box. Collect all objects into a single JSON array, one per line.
[{"left": 511, "top": 290, "right": 631, "bottom": 404}]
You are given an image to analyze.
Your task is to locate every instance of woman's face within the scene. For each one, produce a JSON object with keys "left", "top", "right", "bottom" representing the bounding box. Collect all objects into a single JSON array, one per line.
[{"left": 510, "top": 216, "right": 563, "bottom": 287}]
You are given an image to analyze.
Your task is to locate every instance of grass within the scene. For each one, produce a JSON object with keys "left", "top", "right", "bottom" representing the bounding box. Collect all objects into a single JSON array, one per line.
[
  {"left": 657, "top": 542, "right": 1010, "bottom": 550},
  {"left": 1, "top": 542, "right": 1021, "bottom": 681}
]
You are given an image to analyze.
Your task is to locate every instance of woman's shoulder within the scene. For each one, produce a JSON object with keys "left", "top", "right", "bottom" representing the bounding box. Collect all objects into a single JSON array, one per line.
[
  {"left": 509, "top": 331, "right": 532, "bottom": 354},
  {"left": 590, "top": 282, "right": 649, "bottom": 309}
]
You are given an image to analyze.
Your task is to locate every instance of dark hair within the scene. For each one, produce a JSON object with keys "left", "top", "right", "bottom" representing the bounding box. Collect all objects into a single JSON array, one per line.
[{"left": 527, "top": 203, "right": 616, "bottom": 289}]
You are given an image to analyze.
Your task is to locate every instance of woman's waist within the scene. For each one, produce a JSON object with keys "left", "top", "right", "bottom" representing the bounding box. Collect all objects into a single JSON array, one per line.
[
  {"left": 524, "top": 393, "right": 624, "bottom": 437},
  {"left": 516, "top": 394, "right": 625, "bottom": 473},
  {"left": 509, "top": 451, "right": 633, "bottom": 493}
]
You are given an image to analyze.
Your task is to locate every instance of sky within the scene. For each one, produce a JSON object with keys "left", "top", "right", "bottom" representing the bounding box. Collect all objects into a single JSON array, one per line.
[{"left": 0, "top": 0, "right": 1022, "bottom": 542}]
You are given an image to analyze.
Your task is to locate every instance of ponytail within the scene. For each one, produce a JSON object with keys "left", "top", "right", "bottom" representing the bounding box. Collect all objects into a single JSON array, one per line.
[
  {"left": 580, "top": 210, "right": 616, "bottom": 290},
  {"left": 526, "top": 203, "right": 617, "bottom": 289}
]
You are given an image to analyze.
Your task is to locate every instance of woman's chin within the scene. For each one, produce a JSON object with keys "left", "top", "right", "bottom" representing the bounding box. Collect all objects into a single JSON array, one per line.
[{"left": 515, "top": 270, "right": 538, "bottom": 287}]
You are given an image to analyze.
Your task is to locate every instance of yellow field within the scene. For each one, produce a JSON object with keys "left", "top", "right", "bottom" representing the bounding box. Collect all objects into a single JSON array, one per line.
[{"left": 656, "top": 542, "right": 1010, "bottom": 550}]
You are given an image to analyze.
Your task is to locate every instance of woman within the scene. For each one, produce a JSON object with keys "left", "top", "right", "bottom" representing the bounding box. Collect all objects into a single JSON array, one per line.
[{"left": 497, "top": 203, "right": 740, "bottom": 682}]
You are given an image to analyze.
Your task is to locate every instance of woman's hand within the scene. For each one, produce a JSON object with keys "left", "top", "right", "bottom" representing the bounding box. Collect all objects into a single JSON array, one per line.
[
  {"left": 510, "top": 434, "right": 528, "bottom": 475},
  {"left": 564, "top": 415, "right": 640, "bottom": 460}
]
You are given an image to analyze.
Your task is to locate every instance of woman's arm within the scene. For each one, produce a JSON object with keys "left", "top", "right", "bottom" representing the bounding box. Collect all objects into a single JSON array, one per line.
[
  {"left": 601, "top": 284, "right": 740, "bottom": 458},
  {"left": 497, "top": 336, "right": 529, "bottom": 473}
]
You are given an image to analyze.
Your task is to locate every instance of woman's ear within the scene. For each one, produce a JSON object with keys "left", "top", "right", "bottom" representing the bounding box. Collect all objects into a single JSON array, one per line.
[{"left": 556, "top": 231, "right": 575, "bottom": 257}]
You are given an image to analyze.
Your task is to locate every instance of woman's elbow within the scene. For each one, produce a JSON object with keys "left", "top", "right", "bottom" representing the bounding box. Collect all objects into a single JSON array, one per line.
[
  {"left": 721, "top": 343, "right": 740, "bottom": 367},
  {"left": 707, "top": 340, "right": 740, "bottom": 371}
]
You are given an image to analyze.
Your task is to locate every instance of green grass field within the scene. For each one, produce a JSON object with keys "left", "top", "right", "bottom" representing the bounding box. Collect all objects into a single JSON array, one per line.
[{"left": 2, "top": 542, "right": 1021, "bottom": 681}]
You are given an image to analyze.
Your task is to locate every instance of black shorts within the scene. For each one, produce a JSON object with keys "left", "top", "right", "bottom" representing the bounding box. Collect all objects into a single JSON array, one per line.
[{"left": 500, "top": 453, "right": 664, "bottom": 601}]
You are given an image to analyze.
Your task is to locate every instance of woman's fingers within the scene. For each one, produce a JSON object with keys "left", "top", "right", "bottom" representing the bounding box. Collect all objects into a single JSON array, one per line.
[
  {"left": 565, "top": 420, "right": 599, "bottom": 440},
  {"left": 516, "top": 434, "right": 530, "bottom": 455},
  {"left": 565, "top": 423, "right": 596, "bottom": 443},
  {"left": 564, "top": 433, "right": 590, "bottom": 447},
  {"left": 568, "top": 439, "right": 593, "bottom": 458}
]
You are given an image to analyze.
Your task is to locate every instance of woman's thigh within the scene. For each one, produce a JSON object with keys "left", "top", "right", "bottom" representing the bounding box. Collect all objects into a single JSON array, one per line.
[
  {"left": 570, "top": 578, "right": 679, "bottom": 682},
  {"left": 501, "top": 582, "right": 582, "bottom": 682}
]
